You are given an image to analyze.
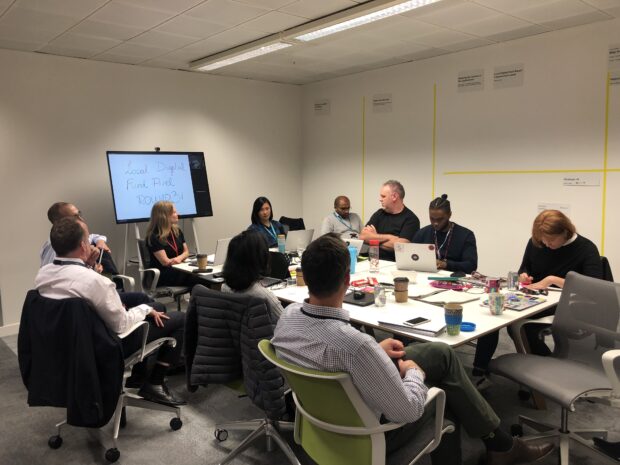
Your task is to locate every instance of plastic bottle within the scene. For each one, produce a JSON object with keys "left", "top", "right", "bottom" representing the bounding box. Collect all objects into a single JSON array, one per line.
[
  {"left": 277, "top": 234, "right": 286, "bottom": 253},
  {"left": 369, "top": 239, "right": 380, "bottom": 273}
]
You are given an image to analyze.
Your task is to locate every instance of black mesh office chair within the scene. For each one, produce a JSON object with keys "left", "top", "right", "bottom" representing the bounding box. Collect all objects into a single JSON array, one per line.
[
  {"left": 489, "top": 272, "right": 620, "bottom": 465},
  {"left": 18, "top": 290, "right": 182, "bottom": 463},
  {"left": 136, "top": 238, "right": 190, "bottom": 311}
]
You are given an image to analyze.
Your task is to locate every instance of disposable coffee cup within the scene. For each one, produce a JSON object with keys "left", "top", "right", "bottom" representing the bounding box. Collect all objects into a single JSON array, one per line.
[
  {"left": 394, "top": 290, "right": 408, "bottom": 303},
  {"left": 444, "top": 302, "right": 463, "bottom": 336},
  {"left": 393, "top": 277, "right": 409, "bottom": 292},
  {"left": 348, "top": 246, "right": 357, "bottom": 275},
  {"left": 197, "top": 254, "right": 208, "bottom": 270},
  {"left": 488, "top": 292, "right": 505, "bottom": 315},
  {"left": 296, "top": 267, "right": 305, "bottom": 286}
]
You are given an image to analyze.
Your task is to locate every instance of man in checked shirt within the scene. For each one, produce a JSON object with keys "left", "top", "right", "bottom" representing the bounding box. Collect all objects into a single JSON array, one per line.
[{"left": 272, "top": 234, "right": 553, "bottom": 465}]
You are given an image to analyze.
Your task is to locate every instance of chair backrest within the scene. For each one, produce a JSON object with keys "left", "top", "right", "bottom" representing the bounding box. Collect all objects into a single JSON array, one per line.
[
  {"left": 258, "top": 339, "right": 385, "bottom": 465},
  {"left": 601, "top": 256, "right": 614, "bottom": 282},
  {"left": 279, "top": 216, "right": 306, "bottom": 231},
  {"left": 185, "top": 286, "right": 286, "bottom": 419},
  {"left": 17, "top": 290, "right": 124, "bottom": 427},
  {"left": 552, "top": 272, "right": 620, "bottom": 367},
  {"left": 136, "top": 238, "right": 151, "bottom": 271},
  {"left": 267, "top": 251, "right": 290, "bottom": 279}
]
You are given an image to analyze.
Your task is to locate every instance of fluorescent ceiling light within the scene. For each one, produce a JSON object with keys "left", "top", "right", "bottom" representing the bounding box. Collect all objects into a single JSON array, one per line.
[
  {"left": 197, "top": 42, "right": 291, "bottom": 71},
  {"left": 296, "top": 0, "right": 440, "bottom": 42}
]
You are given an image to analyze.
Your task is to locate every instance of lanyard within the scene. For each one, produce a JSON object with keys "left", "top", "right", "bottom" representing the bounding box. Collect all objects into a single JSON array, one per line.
[
  {"left": 434, "top": 223, "right": 454, "bottom": 261},
  {"left": 263, "top": 223, "right": 277, "bottom": 241},
  {"left": 333, "top": 212, "right": 354, "bottom": 232},
  {"left": 53, "top": 259, "right": 87, "bottom": 268},
  {"left": 167, "top": 233, "right": 179, "bottom": 256}
]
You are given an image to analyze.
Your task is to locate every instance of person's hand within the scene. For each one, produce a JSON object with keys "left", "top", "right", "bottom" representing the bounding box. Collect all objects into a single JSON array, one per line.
[
  {"left": 85, "top": 245, "right": 100, "bottom": 267},
  {"left": 526, "top": 276, "right": 558, "bottom": 290},
  {"left": 379, "top": 338, "right": 406, "bottom": 359},
  {"left": 362, "top": 225, "right": 377, "bottom": 234},
  {"left": 170, "top": 256, "right": 183, "bottom": 265},
  {"left": 398, "top": 359, "right": 425, "bottom": 379},
  {"left": 148, "top": 309, "right": 170, "bottom": 327},
  {"left": 436, "top": 259, "right": 447, "bottom": 270},
  {"left": 94, "top": 263, "right": 103, "bottom": 274},
  {"left": 96, "top": 240, "right": 111, "bottom": 253},
  {"left": 518, "top": 273, "right": 533, "bottom": 284}
]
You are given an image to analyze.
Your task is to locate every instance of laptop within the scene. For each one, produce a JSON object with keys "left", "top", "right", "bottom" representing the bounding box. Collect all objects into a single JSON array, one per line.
[
  {"left": 343, "top": 238, "right": 364, "bottom": 256},
  {"left": 284, "top": 229, "right": 314, "bottom": 253},
  {"left": 394, "top": 243, "right": 438, "bottom": 273},
  {"left": 207, "top": 237, "right": 232, "bottom": 266}
]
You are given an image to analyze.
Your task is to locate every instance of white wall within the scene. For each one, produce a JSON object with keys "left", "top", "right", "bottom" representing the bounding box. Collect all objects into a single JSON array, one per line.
[
  {"left": 301, "top": 18, "right": 620, "bottom": 279},
  {"left": 0, "top": 49, "right": 302, "bottom": 333}
]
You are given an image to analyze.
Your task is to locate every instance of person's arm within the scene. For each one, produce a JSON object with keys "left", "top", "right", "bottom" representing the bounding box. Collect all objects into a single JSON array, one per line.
[
  {"left": 518, "top": 240, "right": 534, "bottom": 284},
  {"left": 446, "top": 230, "right": 478, "bottom": 274},
  {"left": 581, "top": 240, "right": 603, "bottom": 279},
  {"left": 84, "top": 273, "right": 153, "bottom": 333},
  {"left": 40, "top": 241, "right": 55, "bottom": 267},
  {"left": 348, "top": 338, "right": 427, "bottom": 424},
  {"left": 170, "top": 242, "right": 189, "bottom": 265},
  {"left": 88, "top": 233, "right": 110, "bottom": 252},
  {"left": 359, "top": 224, "right": 400, "bottom": 245}
]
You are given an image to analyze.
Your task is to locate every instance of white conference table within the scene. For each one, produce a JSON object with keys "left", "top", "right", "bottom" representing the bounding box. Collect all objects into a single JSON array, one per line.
[{"left": 273, "top": 261, "right": 561, "bottom": 348}]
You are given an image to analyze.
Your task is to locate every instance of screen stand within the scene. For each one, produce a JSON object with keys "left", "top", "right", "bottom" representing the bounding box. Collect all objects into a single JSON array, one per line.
[{"left": 191, "top": 218, "right": 201, "bottom": 254}]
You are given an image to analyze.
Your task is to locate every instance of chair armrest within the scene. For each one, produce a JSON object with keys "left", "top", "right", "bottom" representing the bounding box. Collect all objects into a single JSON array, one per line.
[
  {"left": 602, "top": 349, "right": 620, "bottom": 408},
  {"left": 112, "top": 274, "right": 135, "bottom": 292},
  {"left": 141, "top": 267, "right": 161, "bottom": 293},
  {"left": 118, "top": 321, "right": 149, "bottom": 340},
  {"left": 291, "top": 392, "right": 404, "bottom": 435},
  {"left": 509, "top": 316, "right": 555, "bottom": 354},
  {"left": 419, "top": 387, "right": 455, "bottom": 457}
]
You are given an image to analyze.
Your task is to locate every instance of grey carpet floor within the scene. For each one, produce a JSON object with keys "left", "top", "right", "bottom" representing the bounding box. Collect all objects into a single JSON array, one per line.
[{"left": 1, "top": 330, "right": 618, "bottom": 465}]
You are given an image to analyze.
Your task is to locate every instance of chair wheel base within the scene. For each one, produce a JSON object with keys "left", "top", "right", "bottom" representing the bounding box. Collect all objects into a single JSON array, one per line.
[
  {"left": 170, "top": 417, "right": 183, "bottom": 431},
  {"left": 105, "top": 447, "right": 120, "bottom": 463},
  {"left": 48, "top": 435, "right": 63, "bottom": 449},
  {"left": 215, "top": 429, "right": 228, "bottom": 442}
]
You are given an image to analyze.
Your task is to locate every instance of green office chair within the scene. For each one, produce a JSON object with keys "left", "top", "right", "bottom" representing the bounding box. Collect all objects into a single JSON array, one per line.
[{"left": 258, "top": 339, "right": 454, "bottom": 465}]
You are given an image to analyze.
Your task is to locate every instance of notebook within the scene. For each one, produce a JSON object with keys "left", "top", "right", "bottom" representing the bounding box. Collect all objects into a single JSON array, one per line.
[
  {"left": 377, "top": 320, "right": 446, "bottom": 337},
  {"left": 394, "top": 243, "right": 438, "bottom": 273},
  {"left": 480, "top": 294, "right": 547, "bottom": 311},
  {"left": 285, "top": 229, "right": 314, "bottom": 253},
  {"left": 208, "top": 237, "right": 232, "bottom": 266}
]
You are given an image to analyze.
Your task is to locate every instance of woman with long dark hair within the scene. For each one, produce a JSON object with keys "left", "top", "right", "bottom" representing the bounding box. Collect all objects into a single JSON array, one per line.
[{"left": 247, "top": 196, "right": 286, "bottom": 248}]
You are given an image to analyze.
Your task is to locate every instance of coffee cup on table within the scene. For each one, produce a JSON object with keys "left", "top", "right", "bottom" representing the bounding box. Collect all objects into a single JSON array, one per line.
[
  {"left": 444, "top": 302, "right": 463, "bottom": 336},
  {"left": 196, "top": 254, "right": 208, "bottom": 270},
  {"left": 488, "top": 293, "right": 505, "bottom": 315},
  {"left": 393, "top": 277, "right": 409, "bottom": 303}
]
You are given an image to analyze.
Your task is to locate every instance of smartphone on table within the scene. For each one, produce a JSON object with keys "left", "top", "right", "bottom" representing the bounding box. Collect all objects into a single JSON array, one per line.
[{"left": 403, "top": 317, "right": 431, "bottom": 328}]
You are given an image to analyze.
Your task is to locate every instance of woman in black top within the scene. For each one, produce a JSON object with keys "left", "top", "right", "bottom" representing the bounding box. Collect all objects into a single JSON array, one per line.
[
  {"left": 473, "top": 210, "right": 602, "bottom": 387},
  {"left": 146, "top": 201, "right": 193, "bottom": 287},
  {"left": 247, "top": 197, "right": 286, "bottom": 248},
  {"left": 412, "top": 194, "right": 477, "bottom": 274}
]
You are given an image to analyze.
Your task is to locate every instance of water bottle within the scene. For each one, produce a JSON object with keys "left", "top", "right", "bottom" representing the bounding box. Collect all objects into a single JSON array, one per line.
[
  {"left": 277, "top": 234, "right": 286, "bottom": 253},
  {"left": 369, "top": 240, "right": 380, "bottom": 273},
  {"left": 374, "top": 284, "right": 386, "bottom": 307}
]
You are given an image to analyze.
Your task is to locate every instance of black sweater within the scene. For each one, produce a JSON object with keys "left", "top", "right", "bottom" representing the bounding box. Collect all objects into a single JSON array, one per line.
[
  {"left": 518, "top": 235, "right": 602, "bottom": 283},
  {"left": 412, "top": 223, "right": 478, "bottom": 273}
]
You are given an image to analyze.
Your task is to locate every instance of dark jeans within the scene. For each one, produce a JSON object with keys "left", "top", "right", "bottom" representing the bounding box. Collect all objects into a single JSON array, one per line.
[
  {"left": 118, "top": 291, "right": 155, "bottom": 308},
  {"left": 387, "top": 342, "right": 501, "bottom": 465},
  {"left": 473, "top": 306, "right": 556, "bottom": 371},
  {"left": 121, "top": 311, "right": 185, "bottom": 367}
]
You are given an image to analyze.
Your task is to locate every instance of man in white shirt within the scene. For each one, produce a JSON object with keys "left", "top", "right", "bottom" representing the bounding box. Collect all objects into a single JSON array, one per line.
[
  {"left": 272, "top": 234, "right": 553, "bottom": 465},
  {"left": 320, "top": 195, "right": 362, "bottom": 238},
  {"left": 36, "top": 217, "right": 186, "bottom": 406}
]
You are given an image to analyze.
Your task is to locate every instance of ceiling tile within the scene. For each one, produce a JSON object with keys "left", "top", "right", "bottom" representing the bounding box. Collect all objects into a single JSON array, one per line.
[
  {"left": 129, "top": 30, "right": 200, "bottom": 49},
  {"left": 541, "top": 9, "right": 613, "bottom": 28},
  {"left": 472, "top": 0, "right": 558, "bottom": 14},
  {"left": 155, "top": 14, "right": 228, "bottom": 38},
  {"left": 457, "top": 14, "right": 534, "bottom": 37},
  {"left": 185, "top": 0, "right": 267, "bottom": 27},
  {"left": 141, "top": 56, "right": 191, "bottom": 68},
  {"left": 279, "top": 0, "right": 356, "bottom": 19},
  {"left": 412, "top": 29, "right": 479, "bottom": 48},
  {"left": 510, "top": 0, "right": 599, "bottom": 23},
  {"left": 93, "top": 52, "right": 143, "bottom": 64},
  {"left": 115, "top": 0, "right": 204, "bottom": 14},
  {"left": 48, "top": 32, "right": 121, "bottom": 53},
  {"left": 203, "top": 25, "right": 268, "bottom": 48},
  {"left": 441, "top": 36, "right": 494, "bottom": 51},
  {"left": 14, "top": 0, "right": 107, "bottom": 19},
  {"left": 69, "top": 20, "right": 144, "bottom": 40},
  {"left": 0, "top": 37, "right": 45, "bottom": 51},
  {"left": 414, "top": 2, "right": 499, "bottom": 28},
  {"left": 484, "top": 23, "right": 549, "bottom": 41},
  {"left": 89, "top": 1, "right": 172, "bottom": 29},
  {"left": 0, "top": 7, "right": 77, "bottom": 42},
  {"left": 235, "top": 0, "right": 297, "bottom": 9},
  {"left": 241, "top": 10, "right": 305, "bottom": 33},
  {"left": 38, "top": 44, "right": 97, "bottom": 58},
  {"left": 102, "top": 41, "right": 169, "bottom": 59},
  {"left": 582, "top": 0, "right": 620, "bottom": 15}
]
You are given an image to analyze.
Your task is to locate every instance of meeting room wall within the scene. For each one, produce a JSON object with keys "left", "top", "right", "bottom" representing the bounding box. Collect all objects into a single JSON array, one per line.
[
  {"left": 301, "top": 17, "right": 620, "bottom": 280},
  {"left": 0, "top": 49, "right": 302, "bottom": 334}
]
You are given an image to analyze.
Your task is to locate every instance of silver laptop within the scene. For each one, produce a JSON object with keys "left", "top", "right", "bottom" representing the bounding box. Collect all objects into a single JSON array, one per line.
[
  {"left": 395, "top": 243, "right": 438, "bottom": 273},
  {"left": 343, "top": 237, "right": 363, "bottom": 256},
  {"left": 208, "top": 237, "right": 232, "bottom": 266},
  {"left": 285, "top": 229, "right": 314, "bottom": 253}
]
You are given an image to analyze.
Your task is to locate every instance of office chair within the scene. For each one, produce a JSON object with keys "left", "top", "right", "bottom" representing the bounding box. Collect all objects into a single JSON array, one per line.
[
  {"left": 136, "top": 238, "right": 190, "bottom": 311},
  {"left": 279, "top": 216, "right": 306, "bottom": 231},
  {"left": 185, "top": 286, "right": 298, "bottom": 465},
  {"left": 489, "top": 272, "right": 620, "bottom": 465},
  {"left": 259, "top": 339, "right": 454, "bottom": 465},
  {"left": 18, "top": 290, "right": 182, "bottom": 463}
]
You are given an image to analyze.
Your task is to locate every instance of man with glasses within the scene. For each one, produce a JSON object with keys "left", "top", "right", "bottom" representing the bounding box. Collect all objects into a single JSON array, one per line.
[{"left": 320, "top": 195, "right": 362, "bottom": 239}]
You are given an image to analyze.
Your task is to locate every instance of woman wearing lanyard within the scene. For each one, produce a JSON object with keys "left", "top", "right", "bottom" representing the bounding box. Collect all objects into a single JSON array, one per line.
[
  {"left": 146, "top": 200, "right": 193, "bottom": 287},
  {"left": 412, "top": 194, "right": 478, "bottom": 274},
  {"left": 247, "top": 196, "right": 286, "bottom": 248}
]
